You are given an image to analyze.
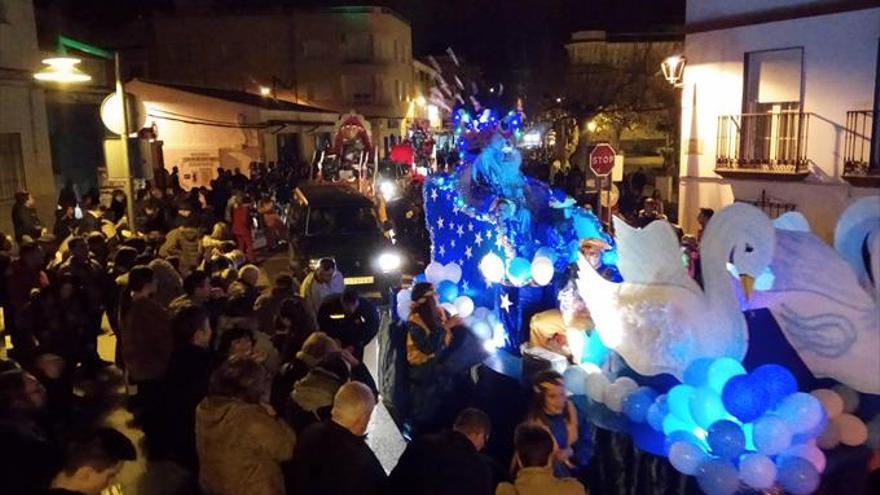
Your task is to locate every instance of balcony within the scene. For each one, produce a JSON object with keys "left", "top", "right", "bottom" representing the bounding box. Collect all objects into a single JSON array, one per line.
[
  {"left": 715, "top": 112, "right": 811, "bottom": 181},
  {"left": 842, "top": 110, "right": 879, "bottom": 187}
]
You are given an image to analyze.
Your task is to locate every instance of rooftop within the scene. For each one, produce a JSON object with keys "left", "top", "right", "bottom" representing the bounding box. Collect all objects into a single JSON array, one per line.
[{"left": 135, "top": 79, "right": 338, "bottom": 113}]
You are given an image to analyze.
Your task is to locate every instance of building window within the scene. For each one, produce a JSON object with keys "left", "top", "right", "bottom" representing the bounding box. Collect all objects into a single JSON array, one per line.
[
  {"left": 0, "top": 133, "right": 26, "bottom": 202},
  {"left": 343, "top": 33, "right": 373, "bottom": 62},
  {"left": 302, "top": 41, "right": 328, "bottom": 60},
  {"left": 345, "top": 75, "right": 373, "bottom": 103},
  {"left": 734, "top": 48, "right": 806, "bottom": 170}
]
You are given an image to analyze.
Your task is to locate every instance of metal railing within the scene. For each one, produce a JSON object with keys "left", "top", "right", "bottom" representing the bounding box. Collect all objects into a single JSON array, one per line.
[
  {"left": 843, "top": 110, "right": 875, "bottom": 175},
  {"left": 716, "top": 112, "right": 810, "bottom": 173}
]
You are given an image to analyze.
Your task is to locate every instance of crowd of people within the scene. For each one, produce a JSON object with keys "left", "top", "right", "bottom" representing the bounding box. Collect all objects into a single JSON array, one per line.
[{"left": 0, "top": 163, "right": 596, "bottom": 495}]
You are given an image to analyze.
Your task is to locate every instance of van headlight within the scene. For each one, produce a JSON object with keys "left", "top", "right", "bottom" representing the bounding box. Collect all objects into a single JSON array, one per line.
[
  {"left": 380, "top": 180, "right": 396, "bottom": 201},
  {"left": 377, "top": 251, "right": 402, "bottom": 273}
]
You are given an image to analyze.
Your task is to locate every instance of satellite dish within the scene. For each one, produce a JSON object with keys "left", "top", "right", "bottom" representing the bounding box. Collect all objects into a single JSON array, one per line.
[
  {"left": 100, "top": 92, "right": 147, "bottom": 136},
  {"left": 600, "top": 183, "right": 619, "bottom": 208}
]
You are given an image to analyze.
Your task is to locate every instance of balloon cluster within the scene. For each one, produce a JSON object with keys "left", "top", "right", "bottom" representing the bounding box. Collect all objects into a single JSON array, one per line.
[
  {"left": 656, "top": 359, "right": 825, "bottom": 495},
  {"left": 573, "top": 358, "right": 833, "bottom": 495},
  {"left": 479, "top": 247, "right": 556, "bottom": 287},
  {"left": 396, "top": 260, "right": 504, "bottom": 351}
]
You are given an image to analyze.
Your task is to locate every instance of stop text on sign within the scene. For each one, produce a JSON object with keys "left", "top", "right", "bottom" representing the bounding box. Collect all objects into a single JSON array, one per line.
[{"left": 589, "top": 143, "right": 616, "bottom": 176}]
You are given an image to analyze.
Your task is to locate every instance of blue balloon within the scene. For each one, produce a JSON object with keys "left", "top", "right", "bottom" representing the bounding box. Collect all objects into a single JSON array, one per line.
[
  {"left": 668, "top": 384, "right": 696, "bottom": 422},
  {"left": 646, "top": 395, "right": 669, "bottom": 432},
  {"left": 563, "top": 366, "right": 588, "bottom": 396},
  {"left": 690, "top": 386, "right": 727, "bottom": 429},
  {"left": 777, "top": 456, "right": 820, "bottom": 495},
  {"left": 622, "top": 387, "right": 657, "bottom": 423},
  {"left": 506, "top": 257, "right": 532, "bottom": 286},
  {"left": 414, "top": 273, "right": 427, "bottom": 283},
  {"left": 684, "top": 358, "right": 713, "bottom": 387},
  {"left": 722, "top": 374, "right": 770, "bottom": 423},
  {"left": 696, "top": 459, "right": 740, "bottom": 495},
  {"left": 707, "top": 420, "right": 745, "bottom": 459},
  {"left": 581, "top": 331, "right": 609, "bottom": 365},
  {"left": 776, "top": 392, "right": 824, "bottom": 435},
  {"left": 707, "top": 357, "right": 746, "bottom": 393},
  {"left": 753, "top": 414, "right": 794, "bottom": 455},
  {"left": 436, "top": 280, "right": 459, "bottom": 303},
  {"left": 751, "top": 364, "right": 797, "bottom": 406}
]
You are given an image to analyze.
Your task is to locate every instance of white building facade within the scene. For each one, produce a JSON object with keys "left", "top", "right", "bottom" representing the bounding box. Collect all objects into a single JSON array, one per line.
[
  {"left": 678, "top": 0, "right": 879, "bottom": 240},
  {"left": 0, "top": 0, "right": 56, "bottom": 235}
]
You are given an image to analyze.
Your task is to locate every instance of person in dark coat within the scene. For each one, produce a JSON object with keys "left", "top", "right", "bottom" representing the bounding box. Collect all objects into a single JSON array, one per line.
[
  {"left": 254, "top": 274, "right": 299, "bottom": 335},
  {"left": 286, "top": 382, "right": 387, "bottom": 495},
  {"left": 225, "top": 264, "right": 261, "bottom": 317},
  {"left": 389, "top": 408, "right": 494, "bottom": 495},
  {"left": 317, "top": 288, "right": 380, "bottom": 394},
  {"left": 41, "top": 427, "right": 136, "bottom": 495},
  {"left": 11, "top": 191, "right": 44, "bottom": 243},
  {"left": 164, "top": 304, "right": 215, "bottom": 471}
]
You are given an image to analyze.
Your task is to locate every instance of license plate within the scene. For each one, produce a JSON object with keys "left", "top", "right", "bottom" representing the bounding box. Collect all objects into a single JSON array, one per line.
[{"left": 344, "top": 276, "right": 375, "bottom": 285}]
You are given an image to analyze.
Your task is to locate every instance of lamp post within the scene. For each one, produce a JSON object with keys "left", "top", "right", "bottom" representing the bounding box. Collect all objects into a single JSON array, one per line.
[
  {"left": 661, "top": 55, "right": 686, "bottom": 87},
  {"left": 34, "top": 36, "right": 136, "bottom": 232}
]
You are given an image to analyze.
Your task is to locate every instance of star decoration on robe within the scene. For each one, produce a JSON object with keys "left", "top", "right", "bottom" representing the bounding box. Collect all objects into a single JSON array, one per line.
[
  {"left": 448, "top": 221, "right": 455, "bottom": 232},
  {"left": 438, "top": 245, "right": 446, "bottom": 256},
  {"left": 453, "top": 204, "right": 460, "bottom": 214},
  {"left": 500, "top": 293, "right": 513, "bottom": 312},
  {"left": 450, "top": 239, "right": 456, "bottom": 248},
  {"left": 462, "top": 280, "right": 469, "bottom": 292},
  {"left": 431, "top": 188, "right": 438, "bottom": 201},
  {"left": 468, "top": 223, "right": 474, "bottom": 232},
  {"left": 474, "top": 232, "right": 483, "bottom": 246},
  {"left": 437, "top": 217, "right": 445, "bottom": 229},
  {"left": 464, "top": 246, "right": 473, "bottom": 259},
  {"left": 494, "top": 234, "right": 505, "bottom": 249},
  {"left": 456, "top": 225, "right": 464, "bottom": 237},
  {"left": 485, "top": 230, "right": 493, "bottom": 239}
]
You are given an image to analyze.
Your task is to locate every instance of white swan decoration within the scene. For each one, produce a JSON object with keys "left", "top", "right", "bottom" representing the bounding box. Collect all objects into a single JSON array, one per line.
[
  {"left": 749, "top": 196, "right": 880, "bottom": 393},
  {"left": 576, "top": 203, "right": 775, "bottom": 379}
]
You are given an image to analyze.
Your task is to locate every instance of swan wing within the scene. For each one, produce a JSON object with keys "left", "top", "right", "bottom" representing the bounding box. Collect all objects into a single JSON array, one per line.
[
  {"left": 834, "top": 195, "right": 880, "bottom": 299},
  {"left": 577, "top": 257, "right": 709, "bottom": 380},
  {"left": 613, "top": 217, "right": 701, "bottom": 292}
]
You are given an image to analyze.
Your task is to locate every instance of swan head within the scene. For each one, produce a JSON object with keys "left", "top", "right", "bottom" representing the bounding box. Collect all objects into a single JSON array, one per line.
[{"left": 703, "top": 203, "right": 776, "bottom": 297}]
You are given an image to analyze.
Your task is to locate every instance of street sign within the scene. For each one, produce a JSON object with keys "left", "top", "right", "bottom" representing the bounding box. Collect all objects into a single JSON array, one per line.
[{"left": 589, "top": 143, "right": 616, "bottom": 176}]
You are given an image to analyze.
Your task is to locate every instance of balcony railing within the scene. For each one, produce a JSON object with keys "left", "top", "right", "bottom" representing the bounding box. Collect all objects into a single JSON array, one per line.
[
  {"left": 716, "top": 112, "right": 811, "bottom": 180},
  {"left": 843, "top": 110, "right": 876, "bottom": 175}
]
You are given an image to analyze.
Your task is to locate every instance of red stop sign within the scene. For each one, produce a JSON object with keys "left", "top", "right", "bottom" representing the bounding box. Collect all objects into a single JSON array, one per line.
[{"left": 589, "top": 143, "right": 616, "bottom": 176}]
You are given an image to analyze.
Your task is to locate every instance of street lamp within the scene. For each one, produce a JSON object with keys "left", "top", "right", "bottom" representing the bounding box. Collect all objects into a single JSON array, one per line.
[
  {"left": 661, "top": 55, "right": 686, "bottom": 86},
  {"left": 34, "top": 35, "right": 136, "bottom": 231}
]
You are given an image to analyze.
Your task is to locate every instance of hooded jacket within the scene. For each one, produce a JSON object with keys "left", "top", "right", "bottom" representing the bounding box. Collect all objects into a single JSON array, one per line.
[
  {"left": 196, "top": 396, "right": 296, "bottom": 495},
  {"left": 160, "top": 225, "right": 204, "bottom": 275}
]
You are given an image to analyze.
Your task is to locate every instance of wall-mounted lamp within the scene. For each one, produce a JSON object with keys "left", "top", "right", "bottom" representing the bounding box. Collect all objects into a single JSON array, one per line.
[{"left": 661, "top": 55, "right": 686, "bottom": 86}]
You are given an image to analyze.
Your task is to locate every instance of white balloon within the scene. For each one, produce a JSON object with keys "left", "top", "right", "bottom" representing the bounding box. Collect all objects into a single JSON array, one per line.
[
  {"left": 811, "top": 389, "right": 845, "bottom": 419},
  {"left": 472, "top": 321, "right": 492, "bottom": 340},
  {"left": 580, "top": 362, "right": 602, "bottom": 375},
  {"left": 473, "top": 306, "right": 490, "bottom": 322},
  {"left": 396, "top": 302, "right": 410, "bottom": 320},
  {"left": 479, "top": 253, "right": 505, "bottom": 283},
  {"left": 444, "top": 263, "right": 463, "bottom": 284},
  {"left": 425, "top": 261, "right": 445, "bottom": 284},
  {"left": 440, "top": 302, "right": 458, "bottom": 316},
  {"left": 604, "top": 383, "right": 628, "bottom": 412},
  {"left": 614, "top": 376, "right": 638, "bottom": 392},
  {"left": 835, "top": 414, "right": 868, "bottom": 446},
  {"left": 563, "top": 366, "right": 589, "bottom": 396},
  {"left": 531, "top": 256, "right": 555, "bottom": 286},
  {"left": 396, "top": 288, "right": 412, "bottom": 307},
  {"left": 453, "top": 296, "right": 475, "bottom": 318},
  {"left": 585, "top": 372, "right": 610, "bottom": 403}
]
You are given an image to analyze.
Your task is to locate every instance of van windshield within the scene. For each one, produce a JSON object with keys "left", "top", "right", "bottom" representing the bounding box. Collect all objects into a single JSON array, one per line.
[{"left": 306, "top": 207, "right": 380, "bottom": 236}]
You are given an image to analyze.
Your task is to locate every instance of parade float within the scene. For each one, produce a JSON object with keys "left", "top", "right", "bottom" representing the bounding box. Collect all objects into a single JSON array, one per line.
[{"left": 391, "top": 94, "right": 879, "bottom": 493}]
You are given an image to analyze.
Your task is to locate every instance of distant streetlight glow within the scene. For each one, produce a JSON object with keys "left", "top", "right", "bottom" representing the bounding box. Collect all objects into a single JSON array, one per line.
[
  {"left": 555, "top": 97, "right": 562, "bottom": 103},
  {"left": 661, "top": 55, "right": 686, "bottom": 86},
  {"left": 587, "top": 120, "right": 598, "bottom": 132},
  {"left": 415, "top": 95, "right": 427, "bottom": 106},
  {"left": 259, "top": 85, "right": 272, "bottom": 96},
  {"left": 33, "top": 57, "right": 92, "bottom": 83}
]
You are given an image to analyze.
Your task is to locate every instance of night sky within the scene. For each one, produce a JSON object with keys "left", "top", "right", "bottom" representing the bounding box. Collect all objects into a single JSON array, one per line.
[{"left": 36, "top": 0, "right": 684, "bottom": 84}]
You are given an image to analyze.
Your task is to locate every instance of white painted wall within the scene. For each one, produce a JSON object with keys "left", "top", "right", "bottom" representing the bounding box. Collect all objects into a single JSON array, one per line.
[
  {"left": 678, "top": 8, "right": 880, "bottom": 240},
  {"left": 0, "top": 0, "right": 56, "bottom": 235},
  {"left": 687, "top": 0, "right": 841, "bottom": 24}
]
